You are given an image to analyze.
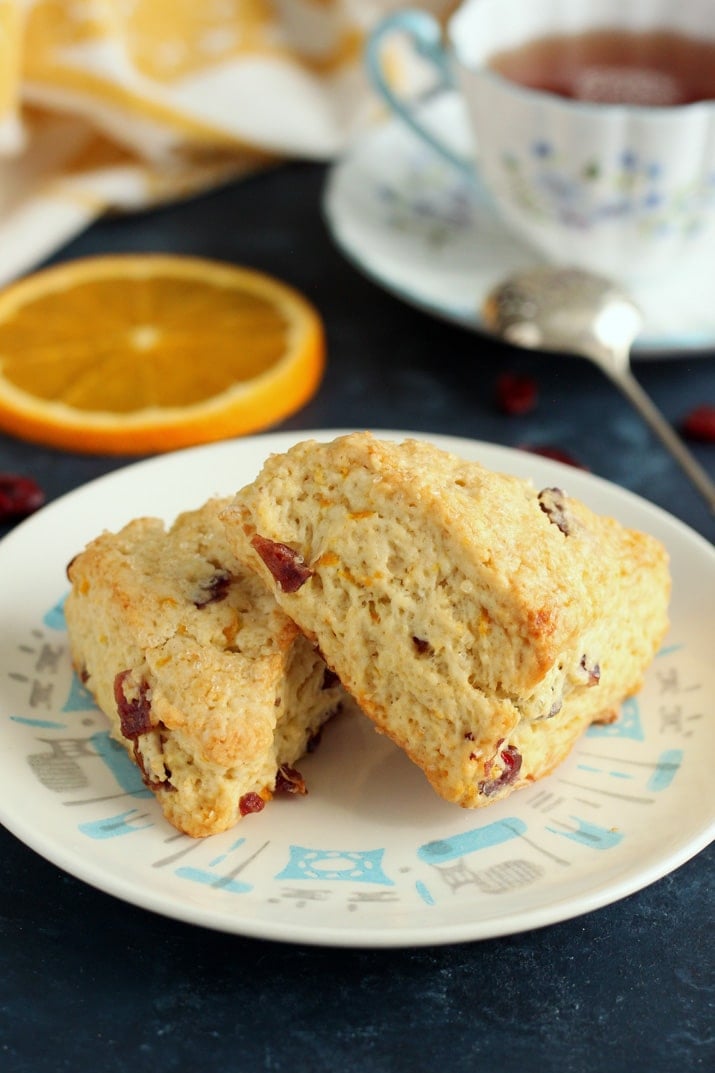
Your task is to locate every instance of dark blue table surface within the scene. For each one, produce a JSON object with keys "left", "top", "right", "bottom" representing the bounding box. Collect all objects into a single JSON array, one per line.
[{"left": 1, "top": 163, "right": 713, "bottom": 1073}]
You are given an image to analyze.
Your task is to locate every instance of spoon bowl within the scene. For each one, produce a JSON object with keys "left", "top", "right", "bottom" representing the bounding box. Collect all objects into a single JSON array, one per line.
[{"left": 484, "top": 266, "right": 715, "bottom": 514}]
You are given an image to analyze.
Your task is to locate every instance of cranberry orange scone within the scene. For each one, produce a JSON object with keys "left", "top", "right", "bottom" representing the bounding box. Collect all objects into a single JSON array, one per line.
[
  {"left": 221, "top": 433, "right": 670, "bottom": 809},
  {"left": 64, "top": 497, "right": 343, "bottom": 837}
]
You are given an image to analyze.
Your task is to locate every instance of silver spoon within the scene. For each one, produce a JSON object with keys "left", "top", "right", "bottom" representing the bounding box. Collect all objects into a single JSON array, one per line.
[{"left": 483, "top": 266, "right": 715, "bottom": 514}]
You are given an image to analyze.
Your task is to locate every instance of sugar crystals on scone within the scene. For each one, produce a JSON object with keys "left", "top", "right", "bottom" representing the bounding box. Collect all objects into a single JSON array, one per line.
[
  {"left": 65, "top": 497, "right": 344, "bottom": 837},
  {"left": 221, "top": 433, "right": 670, "bottom": 809}
]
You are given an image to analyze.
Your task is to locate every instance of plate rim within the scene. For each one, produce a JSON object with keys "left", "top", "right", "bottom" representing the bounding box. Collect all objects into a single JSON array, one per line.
[{"left": 1, "top": 428, "right": 713, "bottom": 948}]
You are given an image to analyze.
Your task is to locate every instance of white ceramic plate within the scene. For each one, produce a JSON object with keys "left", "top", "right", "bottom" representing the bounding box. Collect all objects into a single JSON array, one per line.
[
  {"left": 1, "top": 430, "right": 713, "bottom": 947},
  {"left": 324, "top": 93, "right": 715, "bottom": 355}
]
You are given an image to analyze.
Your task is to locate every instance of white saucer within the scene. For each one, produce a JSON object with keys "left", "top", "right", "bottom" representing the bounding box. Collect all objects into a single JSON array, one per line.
[
  {"left": 0, "top": 429, "right": 713, "bottom": 947},
  {"left": 324, "top": 92, "right": 715, "bottom": 356}
]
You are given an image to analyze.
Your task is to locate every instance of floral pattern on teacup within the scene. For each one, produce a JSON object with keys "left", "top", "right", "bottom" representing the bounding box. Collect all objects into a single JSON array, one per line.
[
  {"left": 500, "top": 141, "right": 715, "bottom": 238},
  {"left": 377, "top": 154, "right": 474, "bottom": 248}
]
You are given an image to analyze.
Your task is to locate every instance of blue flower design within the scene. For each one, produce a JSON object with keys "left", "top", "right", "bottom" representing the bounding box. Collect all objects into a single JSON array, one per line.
[
  {"left": 499, "top": 143, "right": 712, "bottom": 237},
  {"left": 595, "top": 199, "right": 627, "bottom": 220},
  {"left": 531, "top": 140, "right": 553, "bottom": 159},
  {"left": 538, "top": 171, "right": 580, "bottom": 203},
  {"left": 643, "top": 191, "right": 664, "bottom": 210}
]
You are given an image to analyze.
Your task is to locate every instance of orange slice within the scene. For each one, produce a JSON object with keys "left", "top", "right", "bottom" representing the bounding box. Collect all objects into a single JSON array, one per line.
[{"left": 0, "top": 254, "right": 325, "bottom": 455}]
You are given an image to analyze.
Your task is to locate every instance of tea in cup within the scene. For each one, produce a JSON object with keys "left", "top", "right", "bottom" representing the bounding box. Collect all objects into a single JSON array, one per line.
[{"left": 366, "top": 0, "right": 715, "bottom": 281}]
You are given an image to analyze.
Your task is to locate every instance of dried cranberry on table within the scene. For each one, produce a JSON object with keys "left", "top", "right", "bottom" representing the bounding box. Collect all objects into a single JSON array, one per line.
[
  {"left": 520, "top": 444, "right": 588, "bottom": 470},
  {"left": 681, "top": 404, "right": 715, "bottom": 443},
  {"left": 0, "top": 473, "right": 45, "bottom": 522},
  {"left": 495, "top": 372, "right": 538, "bottom": 415}
]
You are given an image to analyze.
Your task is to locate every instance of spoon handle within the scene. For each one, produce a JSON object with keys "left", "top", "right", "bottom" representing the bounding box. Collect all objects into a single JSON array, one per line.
[{"left": 608, "top": 368, "right": 715, "bottom": 514}]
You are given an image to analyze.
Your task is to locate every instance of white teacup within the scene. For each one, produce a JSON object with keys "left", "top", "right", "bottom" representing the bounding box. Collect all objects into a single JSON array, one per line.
[{"left": 366, "top": 0, "right": 715, "bottom": 281}]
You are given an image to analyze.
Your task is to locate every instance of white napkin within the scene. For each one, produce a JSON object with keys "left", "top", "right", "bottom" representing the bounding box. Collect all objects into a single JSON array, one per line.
[{"left": 0, "top": 0, "right": 454, "bottom": 286}]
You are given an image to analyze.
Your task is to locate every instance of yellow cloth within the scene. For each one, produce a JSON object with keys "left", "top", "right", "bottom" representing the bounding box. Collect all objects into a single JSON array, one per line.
[{"left": 0, "top": 1, "right": 452, "bottom": 286}]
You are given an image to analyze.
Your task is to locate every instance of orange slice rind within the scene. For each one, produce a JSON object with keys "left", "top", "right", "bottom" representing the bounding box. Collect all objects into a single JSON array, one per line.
[{"left": 0, "top": 254, "right": 325, "bottom": 454}]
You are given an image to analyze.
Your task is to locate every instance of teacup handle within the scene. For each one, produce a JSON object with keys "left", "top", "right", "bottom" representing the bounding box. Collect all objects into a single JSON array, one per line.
[{"left": 365, "top": 10, "right": 472, "bottom": 177}]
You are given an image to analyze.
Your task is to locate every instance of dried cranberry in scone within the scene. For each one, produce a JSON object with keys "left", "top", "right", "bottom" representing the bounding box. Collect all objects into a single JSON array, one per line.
[
  {"left": 193, "top": 569, "right": 233, "bottom": 607},
  {"left": 579, "top": 654, "right": 601, "bottom": 686},
  {"left": 479, "top": 744, "right": 523, "bottom": 797},
  {"left": 113, "top": 670, "right": 152, "bottom": 738},
  {"left": 239, "top": 792, "right": 265, "bottom": 816},
  {"left": 112, "top": 671, "right": 172, "bottom": 792},
  {"left": 538, "top": 487, "right": 572, "bottom": 535},
  {"left": 251, "top": 534, "right": 313, "bottom": 592},
  {"left": 275, "top": 764, "right": 308, "bottom": 796}
]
